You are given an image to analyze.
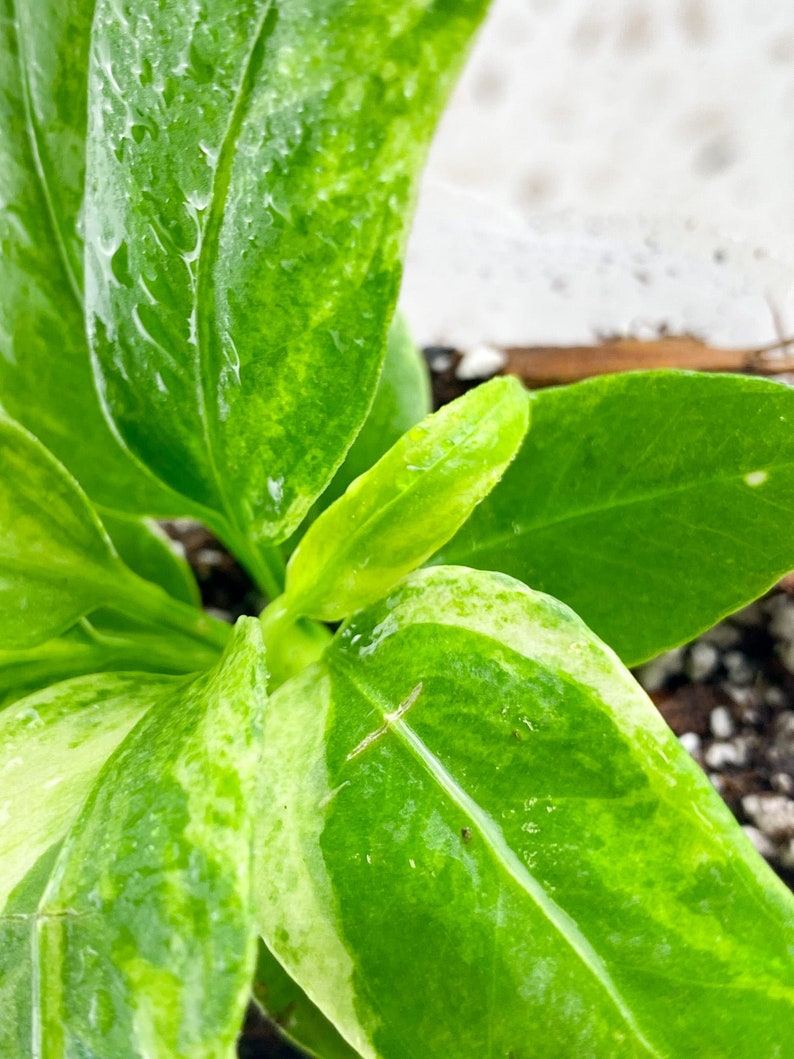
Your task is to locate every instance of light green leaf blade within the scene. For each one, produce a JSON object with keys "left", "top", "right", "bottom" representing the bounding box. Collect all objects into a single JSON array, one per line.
[
  {"left": 0, "top": 0, "right": 184, "bottom": 517},
  {"left": 0, "top": 671, "right": 169, "bottom": 1055},
  {"left": 284, "top": 376, "right": 529, "bottom": 621},
  {"left": 258, "top": 566, "right": 794, "bottom": 1058},
  {"left": 35, "top": 618, "right": 267, "bottom": 1057},
  {"left": 0, "top": 672, "right": 163, "bottom": 916},
  {"left": 101, "top": 511, "right": 200, "bottom": 607},
  {"left": 86, "top": 0, "right": 490, "bottom": 550},
  {"left": 0, "top": 610, "right": 223, "bottom": 712},
  {"left": 253, "top": 939, "right": 362, "bottom": 1059},
  {"left": 437, "top": 371, "right": 794, "bottom": 664},
  {"left": 0, "top": 846, "right": 62, "bottom": 1059},
  {"left": 0, "top": 415, "right": 136, "bottom": 648},
  {"left": 0, "top": 414, "right": 229, "bottom": 653}
]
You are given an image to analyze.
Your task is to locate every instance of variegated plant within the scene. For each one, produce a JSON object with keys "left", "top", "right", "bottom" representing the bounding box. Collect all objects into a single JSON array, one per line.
[{"left": 2, "top": 2, "right": 794, "bottom": 1056}]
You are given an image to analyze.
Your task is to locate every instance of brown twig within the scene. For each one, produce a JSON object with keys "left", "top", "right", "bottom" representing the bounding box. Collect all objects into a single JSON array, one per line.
[{"left": 501, "top": 335, "right": 794, "bottom": 389}]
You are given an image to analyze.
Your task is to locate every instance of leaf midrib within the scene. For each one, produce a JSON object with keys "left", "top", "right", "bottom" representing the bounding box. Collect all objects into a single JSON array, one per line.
[
  {"left": 194, "top": 0, "right": 277, "bottom": 535},
  {"left": 332, "top": 660, "right": 662, "bottom": 1058},
  {"left": 446, "top": 456, "right": 794, "bottom": 561}
]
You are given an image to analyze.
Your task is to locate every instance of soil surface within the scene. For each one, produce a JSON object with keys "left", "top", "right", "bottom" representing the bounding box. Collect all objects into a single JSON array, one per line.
[{"left": 165, "top": 350, "right": 794, "bottom": 1058}]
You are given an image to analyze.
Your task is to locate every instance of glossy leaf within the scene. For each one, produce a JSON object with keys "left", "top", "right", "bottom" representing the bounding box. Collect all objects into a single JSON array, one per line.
[
  {"left": 0, "top": 415, "right": 136, "bottom": 648},
  {"left": 438, "top": 372, "right": 794, "bottom": 664},
  {"left": 0, "top": 673, "right": 167, "bottom": 917},
  {"left": 101, "top": 511, "right": 200, "bottom": 607},
  {"left": 0, "top": 415, "right": 225, "bottom": 652},
  {"left": 0, "top": 613, "right": 222, "bottom": 711},
  {"left": 315, "top": 312, "right": 431, "bottom": 517},
  {"left": 85, "top": 0, "right": 489, "bottom": 553},
  {"left": 0, "top": 0, "right": 184, "bottom": 516},
  {"left": 258, "top": 566, "right": 794, "bottom": 1058},
  {"left": 30, "top": 619, "right": 267, "bottom": 1056},
  {"left": 0, "top": 672, "right": 165, "bottom": 1056},
  {"left": 284, "top": 376, "right": 529, "bottom": 621},
  {"left": 253, "top": 939, "right": 361, "bottom": 1059}
]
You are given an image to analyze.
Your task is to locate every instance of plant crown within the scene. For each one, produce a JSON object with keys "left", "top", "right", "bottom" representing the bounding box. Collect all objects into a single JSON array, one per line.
[{"left": 2, "top": 2, "right": 794, "bottom": 1056}]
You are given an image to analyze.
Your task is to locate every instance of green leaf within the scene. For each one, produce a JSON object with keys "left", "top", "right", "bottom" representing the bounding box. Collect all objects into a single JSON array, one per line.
[
  {"left": 29, "top": 619, "right": 267, "bottom": 1056},
  {"left": 258, "top": 566, "right": 794, "bottom": 1058},
  {"left": 0, "top": 0, "right": 184, "bottom": 517},
  {"left": 314, "top": 312, "right": 432, "bottom": 518},
  {"left": 100, "top": 511, "right": 200, "bottom": 607},
  {"left": 253, "top": 938, "right": 362, "bottom": 1059},
  {"left": 283, "top": 376, "right": 529, "bottom": 621},
  {"left": 437, "top": 372, "right": 794, "bottom": 664},
  {"left": 0, "top": 672, "right": 164, "bottom": 917},
  {"left": 0, "top": 415, "right": 225, "bottom": 653},
  {"left": 85, "top": 0, "right": 489, "bottom": 555},
  {"left": 0, "top": 414, "right": 138, "bottom": 648},
  {"left": 0, "top": 613, "right": 222, "bottom": 711},
  {"left": 0, "top": 672, "right": 165, "bottom": 1056}
]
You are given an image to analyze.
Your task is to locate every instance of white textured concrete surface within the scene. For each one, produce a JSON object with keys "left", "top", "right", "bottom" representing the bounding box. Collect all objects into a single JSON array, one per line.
[{"left": 403, "top": 0, "right": 794, "bottom": 349}]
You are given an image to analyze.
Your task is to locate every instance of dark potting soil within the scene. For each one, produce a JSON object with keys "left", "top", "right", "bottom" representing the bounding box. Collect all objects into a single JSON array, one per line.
[{"left": 163, "top": 351, "right": 794, "bottom": 1058}]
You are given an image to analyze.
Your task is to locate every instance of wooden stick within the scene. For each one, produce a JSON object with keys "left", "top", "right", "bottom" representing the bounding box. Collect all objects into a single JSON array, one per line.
[{"left": 501, "top": 336, "right": 794, "bottom": 388}]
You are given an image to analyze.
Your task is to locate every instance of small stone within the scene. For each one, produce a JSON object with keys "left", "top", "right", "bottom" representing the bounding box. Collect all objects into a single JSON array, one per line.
[
  {"left": 764, "top": 686, "right": 787, "bottom": 709},
  {"left": 678, "top": 731, "right": 701, "bottom": 756},
  {"left": 725, "top": 684, "right": 761, "bottom": 709},
  {"left": 772, "top": 772, "right": 794, "bottom": 795},
  {"left": 767, "top": 594, "right": 794, "bottom": 643},
  {"left": 708, "top": 772, "right": 725, "bottom": 794},
  {"left": 741, "top": 793, "right": 794, "bottom": 840},
  {"left": 774, "top": 712, "right": 794, "bottom": 743},
  {"left": 428, "top": 350, "right": 453, "bottom": 373},
  {"left": 777, "top": 640, "right": 794, "bottom": 676},
  {"left": 636, "top": 647, "right": 684, "bottom": 693},
  {"left": 687, "top": 642, "right": 720, "bottom": 682},
  {"left": 737, "top": 702, "right": 762, "bottom": 726},
  {"left": 742, "top": 825, "right": 777, "bottom": 859},
  {"left": 723, "top": 651, "right": 755, "bottom": 686},
  {"left": 701, "top": 623, "right": 741, "bottom": 649},
  {"left": 166, "top": 517, "right": 203, "bottom": 533},
  {"left": 779, "top": 838, "right": 794, "bottom": 870},
  {"left": 704, "top": 741, "right": 747, "bottom": 769},
  {"left": 709, "top": 705, "right": 735, "bottom": 740},
  {"left": 194, "top": 546, "right": 226, "bottom": 573},
  {"left": 455, "top": 343, "right": 507, "bottom": 381}
]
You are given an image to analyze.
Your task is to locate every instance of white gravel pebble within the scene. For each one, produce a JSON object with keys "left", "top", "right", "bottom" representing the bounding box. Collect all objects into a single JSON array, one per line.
[
  {"left": 741, "top": 793, "right": 794, "bottom": 840},
  {"left": 742, "top": 825, "right": 777, "bottom": 860},
  {"left": 455, "top": 343, "right": 507, "bottom": 380},
  {"left": 687, "top": 642, "right": 720, "bottom": 682},
  {"left": 779, "top": 839, "right": 794, "bottom": 871},
  {"left": 764, "top": 686, "right": 787, "bottom": 708},
  {"left": 678, "top": 731, "right": 701, "bottom": 757},
  {"left": 701, "top": 623, "right": 741, "bottom": 649},
  {"left": 767, "top": 595, "right": 794, "bottom": 643},
  {"left": 725, "top": 685, "right": 761, "bottom": 709},
  {"left": 772, "top": 772, "right": 794, "bottom": 796},
  {"left": 777, "top": 640, "right": 794, "bottom": 676},
  {"left": 427, "top": 350, "right": 453, "bottom": 372},
  {"left": 723, "top": 651, "right": 755, "bottom": 686},
  {"left": 636, "top": 647, "right": 684, "bottom": 693},
  {"left": 704, "top": 741, "right": 747, "bottom": 769},
  {"left": 709, "top": 705, "right": 735, "bottom": 740}
]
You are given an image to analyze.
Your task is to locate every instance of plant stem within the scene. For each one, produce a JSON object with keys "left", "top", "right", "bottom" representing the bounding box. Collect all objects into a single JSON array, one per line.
[
  {"left": 259, "top": 595, "right": 332, "bottom": 688},
  {"left": 231, "top": 534, "right": 287, "bottom": 602},
  {"left": 114, "top": 570, "right": 231, "bottom": 652}
]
